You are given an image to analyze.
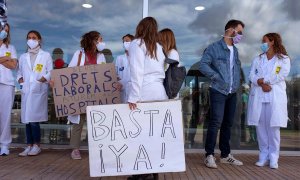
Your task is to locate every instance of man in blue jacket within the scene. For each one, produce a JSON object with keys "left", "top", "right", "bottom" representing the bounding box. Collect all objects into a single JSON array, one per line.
[{"left": 199, "top": 19, "right": 245, "bottom": 168}]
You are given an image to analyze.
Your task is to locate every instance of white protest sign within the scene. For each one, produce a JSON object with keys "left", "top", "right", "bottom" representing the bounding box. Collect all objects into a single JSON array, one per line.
[{"left": 86, "top": 100, "right": 186, "bottom": 177}]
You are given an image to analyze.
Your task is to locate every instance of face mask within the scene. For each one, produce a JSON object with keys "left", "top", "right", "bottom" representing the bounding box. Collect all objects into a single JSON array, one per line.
[
  {"left": 27, "top": 39, "right": 39, "bottom": 49},
  {"left": 123, "top": 42, "right": 131, "bottom": 51},
  {"left": 233, "top": 33, "right": 243, "bottom": 44},
  {"left": 260, "top": 43, "right": 269, "bottom": 53},
  {"left": 96, "top": 42, "right": 106, "bottom": 51},
  {"left": 224, "top": 28, "right": 243, "bottom": 44},
  {"left": 0, "top": 30, "right": 7, "bottom": 40}
]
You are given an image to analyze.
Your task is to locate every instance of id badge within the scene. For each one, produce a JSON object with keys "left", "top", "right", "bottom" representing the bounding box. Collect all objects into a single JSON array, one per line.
[
  {"left": 275, "top": 66, "right": 281, "bottom": 74},
  {"left": 35, "top": 64, "right": 43, "bottom": 73},
  {"left": 5, "top": 51, "right": 11, "bottom": 57}
]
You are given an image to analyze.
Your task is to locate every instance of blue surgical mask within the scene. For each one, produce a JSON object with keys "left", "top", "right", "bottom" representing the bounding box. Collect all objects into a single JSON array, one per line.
[
  {"left": 260, "top": 43, "right": 269, "bottom": 53},
  {"left": 0, "top": 30, "right": 7, "bottom": 40}
]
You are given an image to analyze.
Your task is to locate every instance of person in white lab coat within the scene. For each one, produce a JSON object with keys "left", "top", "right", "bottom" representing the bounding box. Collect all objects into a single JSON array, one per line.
[
  {"left": 247, "top": 33, "right": 290, "bottom": 169},
  {"left": 67, "top": 31, "right": 106, "bottom": 160},
  {"left": 0, "top": 23, "right": 18, "bottom": 156},
  {"left": 17, "top": 30, "right": 53, "bottom": 156},
  {"left": 114, "top": 34, "right": 134, "bottom": 103},
  {"left": 127, "top": 16, "right": 167, "bottom": 180}
]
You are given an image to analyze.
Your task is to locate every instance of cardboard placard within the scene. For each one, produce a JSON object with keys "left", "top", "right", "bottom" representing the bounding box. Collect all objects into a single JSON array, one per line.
[
  {"left": 52, "top": 64, "right": 121, "bottom": 117},
  {"left": 86, "top": 100, "right": 186, "bottom": 177}
]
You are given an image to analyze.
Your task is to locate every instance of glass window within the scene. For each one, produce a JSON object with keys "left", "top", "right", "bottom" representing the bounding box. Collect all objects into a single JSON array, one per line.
[
  {"left": 7, "top": 0, "right": 300, "bottom": 150},
  {"left": 150, "top": 0, "right": 300, "bottom": 151},
  {"left": 9, "top": 0, "right": 143, "bottom": 145}
]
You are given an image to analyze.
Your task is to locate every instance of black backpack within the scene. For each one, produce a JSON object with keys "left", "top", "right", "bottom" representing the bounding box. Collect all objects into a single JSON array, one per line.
[{"left": 163, "top": 52, "right": 186, "bottom": 99}]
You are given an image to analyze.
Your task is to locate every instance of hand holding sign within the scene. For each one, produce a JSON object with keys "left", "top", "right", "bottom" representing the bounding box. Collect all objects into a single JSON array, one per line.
[
  {"left": 51, "top": 64, "right": 121, "bottom": 117},
  {"left": 86, "top": 100, "right": 185, "bottom": 177}
]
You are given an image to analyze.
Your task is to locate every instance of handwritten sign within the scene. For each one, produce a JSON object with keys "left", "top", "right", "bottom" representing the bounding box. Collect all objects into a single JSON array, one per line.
[
  {"left": 86, "top": 100, "right": 186, "bottom": 177},
  {"left": 52, "top": 64, "right": 121, "bottom": 117}
]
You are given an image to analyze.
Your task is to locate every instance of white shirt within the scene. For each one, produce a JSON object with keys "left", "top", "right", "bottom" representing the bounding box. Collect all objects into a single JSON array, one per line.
[
  {"left": 168, "top": 49, "right": 179, "bottom": 61},
  {"left": 261, "top": 55, "right": 276, "bottom": 102},
  {"left": 68, "top": 50, "right": 106, "bottom": 67},
  {"left": 0, "top": 44, "right": 18, "bottom": 86},
  {"left": 227, "top": 45, "right": 234, "bottom": 93}
]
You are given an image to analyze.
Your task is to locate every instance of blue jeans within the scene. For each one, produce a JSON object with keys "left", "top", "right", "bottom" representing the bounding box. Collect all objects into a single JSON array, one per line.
[
  {"left": 26, "top": 122, "right": 41, "bottom": 145},
  {"left": 205, "top": 88, "right": 237, "bottom": 158}
]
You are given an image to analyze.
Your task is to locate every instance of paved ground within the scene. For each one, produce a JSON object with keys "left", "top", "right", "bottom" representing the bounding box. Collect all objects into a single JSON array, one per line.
[{"left": 0, "top": 149, "right": 300, "bottom": 180}]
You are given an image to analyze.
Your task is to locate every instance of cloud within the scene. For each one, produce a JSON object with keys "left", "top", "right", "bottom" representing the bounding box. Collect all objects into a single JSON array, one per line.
[
  {"left": 188, "top": 0, "right": 300, "bottom": 67},
  {"left": 5, "top": 0, "right": 300, "bottom": 71}
]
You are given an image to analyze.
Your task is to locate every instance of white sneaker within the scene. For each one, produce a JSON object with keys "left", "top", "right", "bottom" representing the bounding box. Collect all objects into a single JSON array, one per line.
[
  {"left": 204, "top": 155, "right": 218, "bottom": 168},
  {"left": 220, "top": 154, "right": 243, "bottom": 166},
  {"left": 255, "top": 160, "right": 269, "bottom": 167},
  {"left": 270, "top": 162, "right": 278, "bottom": 169},
  {"left": 19, "top": 146, "right": 32, "bottom": 157},
  {"left": 0, "top": 146, "right": 9, "bottom": 156},
  {"left": 28, "top": 145, "right": 41, "bottom": 156}
]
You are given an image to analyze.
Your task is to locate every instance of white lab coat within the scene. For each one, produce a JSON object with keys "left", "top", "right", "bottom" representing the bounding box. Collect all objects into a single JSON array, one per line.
[
  {"left": 0, "top": 44, "right": 17, "bottom": 146},
  {"left": 67, "top": 50, "right": 106, "bottom": 124},
  {"left": 0, "top": 44, "right": 18, "bottom": 86},
  {"left": 115, "top": 54, "right": 130, "bottom": 103},
  {"left": 17, "top": 49, "right": 53, "bottom": 123},
  {"left": 247, "top": 54, "right": 290, "bottom": 127},
  {"left": 127, "top": 39, "right": 168, "bottom": 103}
]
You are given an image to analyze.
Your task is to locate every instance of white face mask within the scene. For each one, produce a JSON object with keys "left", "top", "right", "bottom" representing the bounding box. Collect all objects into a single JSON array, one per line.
[
  {"left": 27, "top": 39, "right": 39, "bottom": 49},
  {"left": 123, "top": 42, "right": 131, "bottom": 51},
  {"left": 96, "top": 42, "right": 106, "bottom": 51}
]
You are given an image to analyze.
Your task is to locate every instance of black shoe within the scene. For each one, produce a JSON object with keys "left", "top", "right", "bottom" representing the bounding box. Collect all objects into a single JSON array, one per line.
[{"left": 127, "top": 175, "right": 140, "bottom": 180}]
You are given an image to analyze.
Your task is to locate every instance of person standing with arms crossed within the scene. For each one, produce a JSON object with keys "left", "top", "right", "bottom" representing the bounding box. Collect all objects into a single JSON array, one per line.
[
  {"left": 199, "top": 19, "right": 244, "bottom": 168},
  {"left": 0, "top": 23, "right": 18, "bottom": 156}
]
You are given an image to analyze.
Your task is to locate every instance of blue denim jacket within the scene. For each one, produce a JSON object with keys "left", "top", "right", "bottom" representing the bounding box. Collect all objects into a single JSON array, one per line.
[{"left": 199, "top": 38, "right": 241, "bottom": 95}]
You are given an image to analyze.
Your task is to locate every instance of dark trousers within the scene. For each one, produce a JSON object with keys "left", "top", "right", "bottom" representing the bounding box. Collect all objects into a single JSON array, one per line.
[
  {"left": 26, "top": 122, "right": 41, "bottom": 145},
  {"left": 205, "top": 88, "right": 237, "bottom": 158}
]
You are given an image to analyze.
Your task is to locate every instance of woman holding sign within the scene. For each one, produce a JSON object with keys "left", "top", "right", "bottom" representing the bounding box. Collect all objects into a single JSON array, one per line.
[
  {"left": 67, "top": 31, "right": 106, "bottom": 160},
  {"left": 247, "top": 33, "right": 290, "bottom": 169},
  {"left": 127, "top": 17, "right": 167, "bottom": 180},
  {"left": 128, "top": 17, "right": 168, "bottom": 109},
  {"left": 0, "top": 23, "right": 18, "bottom": 156},
  {"left": 17, "top": 30, "right": 53, "bottom": 156}
]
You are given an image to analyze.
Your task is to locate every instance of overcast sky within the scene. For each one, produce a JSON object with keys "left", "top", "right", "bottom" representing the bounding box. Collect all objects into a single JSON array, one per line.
[{"left": 7, "top": 0, "right": 300, "bottom": 74}]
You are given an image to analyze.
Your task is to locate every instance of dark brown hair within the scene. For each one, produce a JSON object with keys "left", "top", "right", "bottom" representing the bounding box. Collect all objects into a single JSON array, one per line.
[
  {"left": 159, "top": 28, "right": 177, "bottom": 54},
  {"left": 122, "top": 34, "right": 134, "bottom": 41},
  {"left": 135, "top": 17, "right": 159, "bottom": 59},
  {"left": 225, "top": 19, "right": 245, "bottom": 31},
  {"left": 80, "top": 31, "right": 100, "bottom": 53},
  {"left": 263, "top": 33, "right": 288, "bottom": 59},
  {"left": 27, "top": 30, "right": 42, "bottom": 47},
  {"left": 2, "top": 23, "right": 10, "bottom": 48}
]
